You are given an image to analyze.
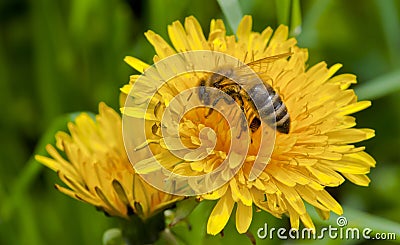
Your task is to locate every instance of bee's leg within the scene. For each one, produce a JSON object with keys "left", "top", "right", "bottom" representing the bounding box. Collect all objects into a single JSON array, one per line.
[
  {"left": 235, "top": 114, "right": 249, "bottom": 140},
  {"left": 205, "top": 108, "right": 214, "bottom": 118},
  {"left": 228, "top": 94, "right": 249, "bottom": 140},
  {"left": 212, "top": 95, "right": 235, "bottom": 106},
  {"left": 206, "top": 95, "right": 235, "bottom": 118}
]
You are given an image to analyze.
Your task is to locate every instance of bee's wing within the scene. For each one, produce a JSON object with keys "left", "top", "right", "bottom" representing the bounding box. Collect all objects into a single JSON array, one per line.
[
  {"left": 246, "top": 52, "right": 292, "bottom": 67},
  {"left": 234, "top": 52, "right": 292, "bottom": 85}
]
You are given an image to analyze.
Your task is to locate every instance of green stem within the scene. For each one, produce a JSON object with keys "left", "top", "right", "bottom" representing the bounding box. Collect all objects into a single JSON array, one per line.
[{"left": 121, "top": 212, "right": 166, "bottom": 245}]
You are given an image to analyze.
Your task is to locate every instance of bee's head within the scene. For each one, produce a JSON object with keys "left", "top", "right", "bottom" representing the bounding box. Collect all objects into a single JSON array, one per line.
[{"left": 210, "top": 69, "right": 233, "bottom": 87}]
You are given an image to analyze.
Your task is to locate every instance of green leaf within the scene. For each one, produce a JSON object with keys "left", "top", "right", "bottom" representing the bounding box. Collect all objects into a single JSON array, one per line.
[
  {"left": 355, "top": 70, "right": 400, "bottom": 100},
  {"left": 169, "top": 197, "right": 199, "bottom": 227},
  {"left": 217, "top": 0, "right": 243, "bottom": 33}
]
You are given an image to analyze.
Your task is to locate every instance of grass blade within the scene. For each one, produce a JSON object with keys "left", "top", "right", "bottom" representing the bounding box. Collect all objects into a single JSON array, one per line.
[
  {"left": 217, "top": 0, "right": 243, "bottom": 33},
  {"left": 275, "top": 0, "right": 291, "bottom": 25},
  {"left": 374, "top": 0, "right": 400, "bottom": 68},
  {"left": 290, "top": 0, "right": 302, "bottom": 36},
  {"left": 355, "top": 70, "right": 400, "bottom": 100}
]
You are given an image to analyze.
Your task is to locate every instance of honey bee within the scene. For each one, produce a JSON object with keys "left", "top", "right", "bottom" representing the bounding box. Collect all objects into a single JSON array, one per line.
[{"left": 198, "top": 53, "right": 291, "bottom": 135}]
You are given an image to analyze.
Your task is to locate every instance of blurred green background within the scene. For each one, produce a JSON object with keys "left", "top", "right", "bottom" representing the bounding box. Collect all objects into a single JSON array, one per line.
[{"left": 1, "top": 0, "right": 400, "bottom": 244}]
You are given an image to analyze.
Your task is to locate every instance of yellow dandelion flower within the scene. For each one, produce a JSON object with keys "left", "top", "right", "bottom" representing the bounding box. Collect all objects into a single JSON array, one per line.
[
  {"left": 121, "top": 15, "right": 375, "bottom": 235},
  {"left": 35, "top": 102, "right": 182, "bottom": 220}
]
